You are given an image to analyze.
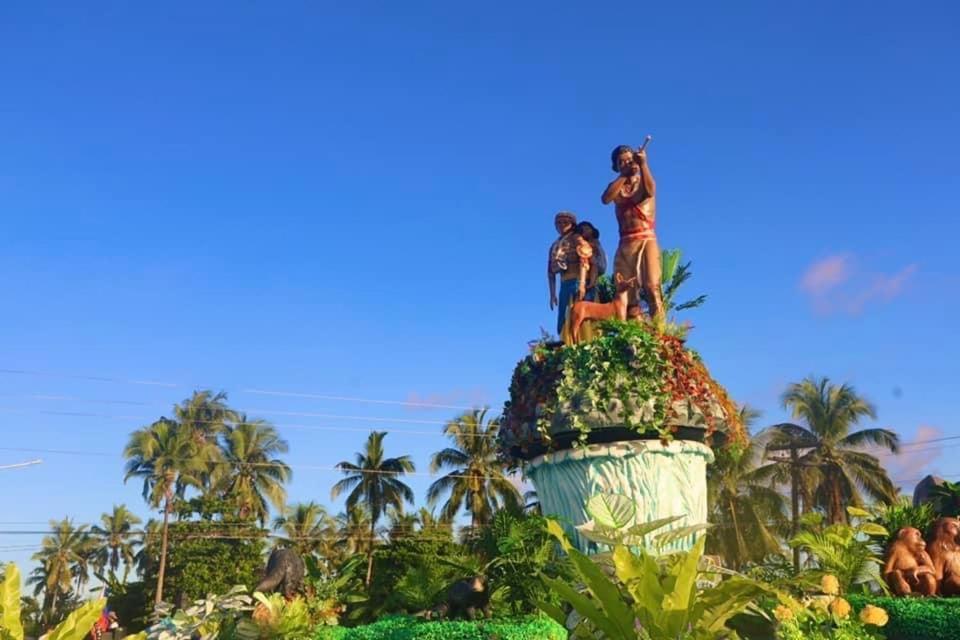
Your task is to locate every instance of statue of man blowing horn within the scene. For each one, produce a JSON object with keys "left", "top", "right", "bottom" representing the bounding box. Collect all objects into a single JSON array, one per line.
[{"left": 601, "top": 137, "right": 663, "bottom": 324}]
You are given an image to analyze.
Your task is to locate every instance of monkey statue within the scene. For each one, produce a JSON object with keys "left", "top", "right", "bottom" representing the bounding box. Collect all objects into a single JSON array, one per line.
[
  {"left": 883, "top": 527, "right": 937, "bottom": 596},
  {"left": 927, "top": 517, "right": 960, "bottom": 596}
]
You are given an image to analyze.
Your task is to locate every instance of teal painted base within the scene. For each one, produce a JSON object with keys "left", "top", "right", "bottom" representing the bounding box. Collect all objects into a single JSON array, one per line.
[{"left": 526, "top": 439, "right": 714, "bottom": 553}]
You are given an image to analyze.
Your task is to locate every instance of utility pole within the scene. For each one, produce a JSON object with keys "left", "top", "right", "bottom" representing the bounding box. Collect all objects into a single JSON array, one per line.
[{"left": 766, "top": 434, "right": 814, "bottom": 573}]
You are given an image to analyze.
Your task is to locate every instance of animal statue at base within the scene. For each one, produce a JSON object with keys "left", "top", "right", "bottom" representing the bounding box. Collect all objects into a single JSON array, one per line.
[
  {"left": 883, "top": 527, "right": 937, "bottom": 596},
  {"left": 425, "top": 576, "right": 491, "bottom": 621},
  {"left": 255, "top": 548, "right": 306, "bottom": 600}
]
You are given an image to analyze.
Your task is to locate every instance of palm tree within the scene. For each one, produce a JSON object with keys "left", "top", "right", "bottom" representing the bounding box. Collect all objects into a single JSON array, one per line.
[
  {"left": 91, "top": 504, "right": 143, "bottom": 583},
  {"left": 272, "top": 501, "right": 335, "bottom": 557},
  {"left": 335, "top": 505, "right": 373, "bottom": 560},
  {"left": 707, "top": 439, "right": 789, "bottom": 569},
  {"left": 174, "top": 390, "right": 237, "bottom": 487},
  {"left": 28, "top": 518, "right": 90, "bottom": 622},
  {"left": 124, "top": 417, "right": 204, "bottom": 604},
  {"left": 759, "top": 376, "right": 900, "bottom": 524},
  {"left": 216, "top": 418, "right": 292, "bottom": 524},
  {"left": 385, "top": 506, "right": 419, "bottom": 541},
  {"left": 427, "top": 409, "right": 521, "bottom": 530},
  {"left": 331, "top": 431, "right": 415, "bottom": 587}
]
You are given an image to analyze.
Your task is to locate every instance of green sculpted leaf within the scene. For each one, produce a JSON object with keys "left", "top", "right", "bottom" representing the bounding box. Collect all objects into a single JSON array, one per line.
[
  {"left": 574, "top": 521, "right": 622, "bottom": 546},
  {"left": 540, "top": 574, "right": 623, "bottom": 640},
  {"left": 858, "top": 523, "right": 889, "bottom": 537},
  {"left": 545, "top": 518, "right": 573, "bottom": 552},
  {"left": 625, "top": 515, "right": 684, "bottom": 541},
  {"left": 1, "top": 565, "right": 23, "bottom": 640},
  {"left": 846, "top": 506, "right": 871, "bottom": 519},
  {"left": 564, "top": 545, "right": 636, "bottom": 639},
  {"left": 654, "top": 523, "right": 712, "bottom": 550},
  {"left": 587, "top": 493, "right": 637, "bottom": 530},
  {"left": 661, "top": 538, "right": 704, "bottom": 636},
  {"left": 47, "top": 599, "right": 105, "bottom": 640}
]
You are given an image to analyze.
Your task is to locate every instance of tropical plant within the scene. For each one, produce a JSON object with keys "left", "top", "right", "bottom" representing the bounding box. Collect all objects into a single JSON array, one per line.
[
  {"left": 27, "top": 519, "right": 92, "bottom": 622},
  {"left": 215, "top": 419, "right": 292, "bottom": 525},
  {"left": 759, "top": 376, "right": 900, "bottom": 524},
  {"left": 331, "top": 431, "right": 416, "bottom": 586},
  {"left": 660, "top": 248, "right": 707, "bottom": 313},
  {"left": 91, "top": 504, "right": 142, "bottom": 583},
  {"left": 141, "top": 586, "right": 253, "bottom": 640},
  {"left": 123, "top": 418, "right": 205, "bottom": 604},
  {"left": 539, "top": 516, "right": 794, "bottom": 640},
  {"left": 1, "top": 564, "right": 105, "bottom": 640},
  {"left": 384, "top": 507, "right": 419, "bottom": 542},
  {"left": 272, "top": 502, "right": 336, "bottom": 558},
  {"left": 172, "top": 390, "right": 238, "bottom": 491},
  {"left": 789, "top": 508, "right": 889, "bottom": 595},
  {"left": 870, "top": 497, "right": 936, "bottom": 547},
  {"left": 427, "top": 408, "right": 521, "bottom": 529},
  {"left": 249, "top": 593, "right": 312, "bottom": 640},
  {"left": 467, "top": 509, "right": 569, "bottom": 616},
  {"left": 707, "top": 439, "right": 790, "bottom": 569}
]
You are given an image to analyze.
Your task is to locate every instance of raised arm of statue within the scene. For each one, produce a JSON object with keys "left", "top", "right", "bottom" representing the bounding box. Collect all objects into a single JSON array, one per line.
[{"left": 631, "top": 149, "right": 656, "bottom": 203}]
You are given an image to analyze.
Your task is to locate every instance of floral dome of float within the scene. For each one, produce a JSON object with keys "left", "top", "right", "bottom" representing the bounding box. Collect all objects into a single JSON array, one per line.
[
  {"left": 496, "top": 284, "right": 747, "bottom": 471},
  {"left": 497, "top": 139, "right": 748, "bottom": 470}
]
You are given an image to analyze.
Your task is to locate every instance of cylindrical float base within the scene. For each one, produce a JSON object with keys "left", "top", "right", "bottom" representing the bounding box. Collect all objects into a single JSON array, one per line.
[{"left": 526, "top": 439, "right": 714, "bottom": 553}]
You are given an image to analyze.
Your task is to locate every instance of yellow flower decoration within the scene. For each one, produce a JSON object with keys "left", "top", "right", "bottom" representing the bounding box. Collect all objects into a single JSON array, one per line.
[
  {"left": 773, "top": 605, "right": 794, "bottom": 621},
  {"left": 860, "top": 605, "right": 889, "bottom": 627},
  {"left": 830, "top": 597, "right": 852, "bottom": 619},
  {"left": 820, "top": 574, "right": 840, "bottom": 596}
]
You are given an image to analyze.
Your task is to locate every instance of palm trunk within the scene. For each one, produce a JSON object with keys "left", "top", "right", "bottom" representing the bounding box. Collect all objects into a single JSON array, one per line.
[
  {"left": 155, "top": 495, "right": 172, "bottom": 604},
  {"left": 365, "top": 516, "right": 376, "bottom": 587},
  {"left": 728, "top": 495, "right": 743, "bottom": 571}
]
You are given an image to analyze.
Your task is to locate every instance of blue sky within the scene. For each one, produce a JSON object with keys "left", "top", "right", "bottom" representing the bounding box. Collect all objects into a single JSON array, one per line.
[{"left": 1, "top": 2, "right": 958, "bottom": 571}]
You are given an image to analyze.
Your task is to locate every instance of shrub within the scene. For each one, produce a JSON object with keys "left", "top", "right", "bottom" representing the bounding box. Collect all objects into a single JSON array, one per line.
[
  {"left": 313, "top": 615, "right": 565, "bottom": 640},
  {"left": 847, "top": 595, "right": 960, "bottom": 640}
]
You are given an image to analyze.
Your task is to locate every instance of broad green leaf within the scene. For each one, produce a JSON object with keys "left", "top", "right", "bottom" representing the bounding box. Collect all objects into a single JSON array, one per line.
[
  {"left": 625, "top": 515, "right": 684, "bottom": 540},
  {"left": 575, "top": 521, "right": 622, "bottom": 546},
  {"left": 586, "top": 493, "right": 636, "bottom": 530},
  {"left": 533, "top": 599, "right": 567, "bottom": 625},
  {"left": 696, "top": 577, "right": 771, "bottom": 633},
  {"left": 545, "top": 519, "right": 573, "bottom": 552},
  {"left": 614, "top": 545, "right": 664, "bottom": 613},
  {"left": 1, "top": 565, "right": 23, "bottom": 640},
  {"left": 654, "top": 523, "right": 712, "bottom": 550},
  {"left": 540, "top": 574, "right": 623, "bottom": 640},
  {"left": 565, "top": 546, "right": 636, "bottom": 639},
  {"left": 858, "top": 523, "right": 889, "bottom": 537},
  {"left": 661, "top": 538, "right": 704, "bottom": 636},
  {"left": 123, "top": 634, "right": 147, "bottom": 640},
  {"left": 47, "top": 599, "right": 105, "bottom": 640},
  {"left": 846, "top": 506, "right": 871, "bottom": 518}
]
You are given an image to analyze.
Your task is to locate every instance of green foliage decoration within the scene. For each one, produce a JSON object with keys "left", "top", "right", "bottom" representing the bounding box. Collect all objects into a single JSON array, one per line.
[
  {"left": 538, "top": 517, "right": 793, "bottom": 639},
  {"left": 1, "top": 565, "right": 23, "bottom": 640},
  {"left": 789, "top": 508, "right": 888, "bottom": 594},
  {"left": 313, "top": 615, "right": 566, "bottom": 640},
  {"left": 847, "top": 595, "right": 960, "bottom": 640},
  {"left": 0, "top": 564, "right": 104, "bottom": 640},
  {"left": 499, "top": 319, "right": 744, "bottom": 467},
  {"left": 869, "top": 497, "right": 936, "bottom": 546}
]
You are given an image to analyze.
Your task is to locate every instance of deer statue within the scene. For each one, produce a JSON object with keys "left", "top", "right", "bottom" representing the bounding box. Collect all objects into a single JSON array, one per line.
[{"left": 569, "top": 273, "right": 638, "bottom": 344}]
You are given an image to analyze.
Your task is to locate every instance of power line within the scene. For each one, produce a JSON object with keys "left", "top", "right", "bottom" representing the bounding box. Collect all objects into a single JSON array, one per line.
[
  {"left": 0, "top": 406, "right": 497, "bottom": 436},
  {"left": 0, "top": 369, "right": 478, "bottom": 411},
  {"left": 0, "top": 446, "right": 523, "bottom": 481}
]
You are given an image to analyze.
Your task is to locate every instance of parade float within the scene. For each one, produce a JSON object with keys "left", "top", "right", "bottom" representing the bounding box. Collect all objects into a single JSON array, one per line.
[{"left": 497, "top": 139, "right": 747, "bottom": 553}]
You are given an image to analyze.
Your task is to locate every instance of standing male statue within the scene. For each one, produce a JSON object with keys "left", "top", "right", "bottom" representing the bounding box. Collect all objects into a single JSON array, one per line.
[{"left": 601, "top": 140, "right": 663, "bottom": 324}]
